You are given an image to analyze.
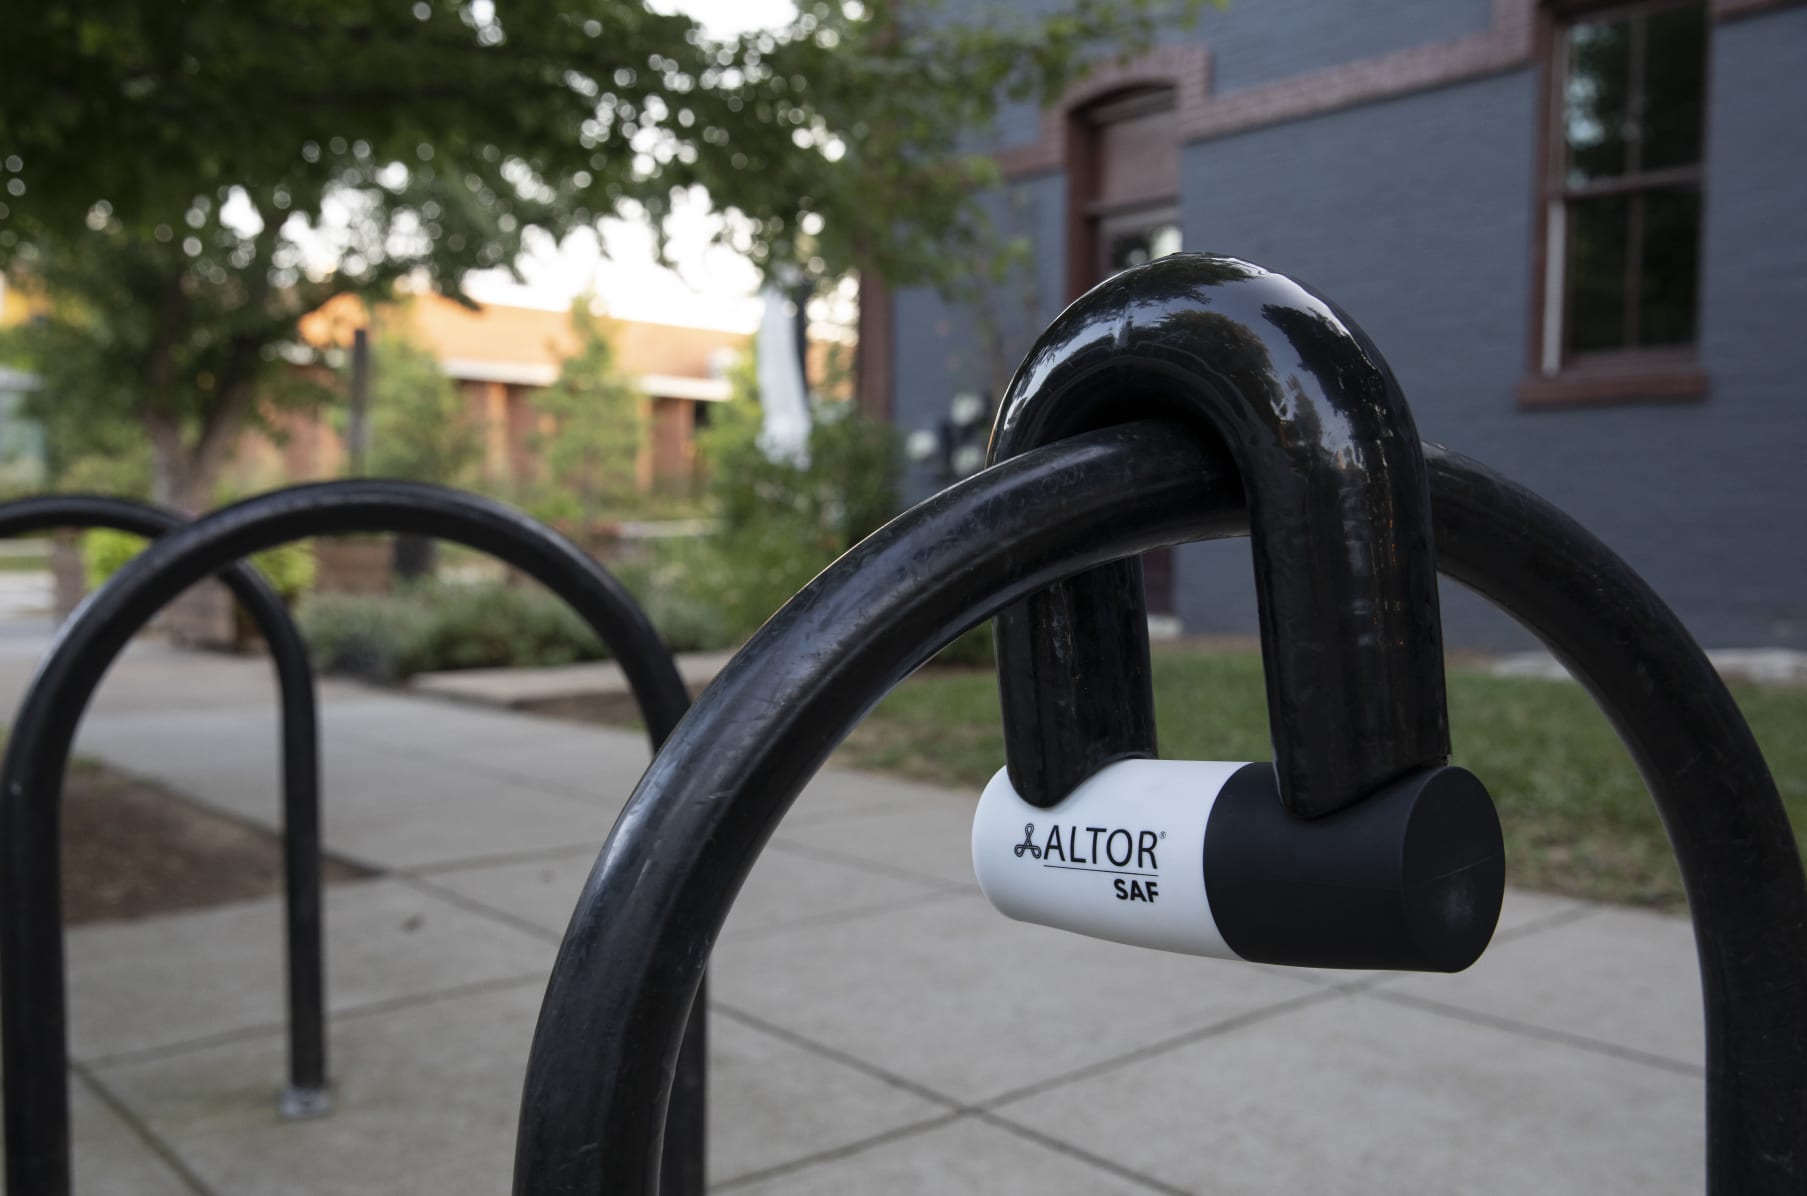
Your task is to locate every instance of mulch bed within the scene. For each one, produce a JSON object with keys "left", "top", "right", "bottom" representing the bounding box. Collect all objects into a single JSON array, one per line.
[{"left": 63, "top": 760, "right": 368, "bottom": 926}]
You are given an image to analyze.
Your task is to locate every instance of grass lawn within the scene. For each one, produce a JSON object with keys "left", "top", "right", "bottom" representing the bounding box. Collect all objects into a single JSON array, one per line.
[
  {"left": 836, "top": 646, "right": 1807, "bottom": 911},
  {"left": 0, "top": 550, "right": 51, "bottom": 573}
]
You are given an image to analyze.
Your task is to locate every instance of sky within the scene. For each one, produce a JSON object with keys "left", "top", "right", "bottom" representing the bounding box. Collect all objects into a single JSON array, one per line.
[{"left": 464, "top": 0, "right": 803, "bottom": 332}]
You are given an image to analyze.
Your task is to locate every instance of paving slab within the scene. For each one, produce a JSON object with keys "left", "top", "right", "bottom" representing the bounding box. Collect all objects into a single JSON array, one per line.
[
  {"left": 426, "top": 834, "right": 959, "bottom": 946},
  {"left": 771, "top": 789, "right": 983, "bottom": 889},
  {"left": 93, "top": 981, "right": 543, "bottom": 1196},
  {"left": 783, "top": 766, "right": 973, "bottom": 827},
  {"left": 322, "top": 696, "right": 620, "bottom": 761},
  {"left": 1375, "top": 903, "right": 1705, "bottom": 1067},
  {"left": 392, "top": 728, "right": 654, "bottom": 806},
  {"left": 709, "top": 1011, "right": 947, "bottom": 1184},
  {"left": 94, "top": 981, "right": 952, "bottom": 1193},
  {"left": 708, "top": 892, "right": 1323, "bottom": 1106},
  {"left": 68, "top": 878, "right": 550, "bottom": 1064},
  {"left": 3, "top": 636, "right": 1724, "bottom": 1193},
  {"left": 723, "top": 1115, "right": 1161, "bottom": 1195},
  {"left": 408, "top": 650, "right": 735, "bottom": 705},
  {"left": 992, "top": 991, "right": 1703, "bottom": 1196},
  {"left": 316, "top": 770, "right": 620, "bottom": 871},
  {"left": 0, "top": 1076, "right": 193, "bottom": 1196}
]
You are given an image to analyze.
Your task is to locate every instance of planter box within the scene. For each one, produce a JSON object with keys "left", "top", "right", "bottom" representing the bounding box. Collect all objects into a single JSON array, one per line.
[
  {"left": 314, "top": 537, "right": 393, "bottom": 595},
  {"left": 52, "top": 534, "right": 248, "bottom": 650},
  {"left": 50, "top": 533, "right": 84, "bottom": 620}
]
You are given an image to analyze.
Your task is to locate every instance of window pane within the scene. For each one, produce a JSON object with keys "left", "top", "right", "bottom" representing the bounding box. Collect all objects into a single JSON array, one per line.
[
  {"left": 1106, "top": 222, "right": 1182, "bottom": 274},
  {"left": 1638, "top": 186, "right": 1701, "bottom": 346},
  {"left": 1564, "top": 15, "right": 1633, "bottom": 185},
  {"left": 1642, "top": 4, "right": 1708, "bottom": 172},
  {"left": 1566, "top": 194, "right": 1630, "bottom": 355}
]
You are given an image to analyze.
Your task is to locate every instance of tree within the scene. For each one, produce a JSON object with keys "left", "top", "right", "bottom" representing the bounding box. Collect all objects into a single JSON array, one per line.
[
  {"left": 528, "top": 305, "right": 643, "bottom": 527},
  {"left": 360, "top": 325, "right": 483, "bottom": 486},
  {"left": 0, "top": 0, "right": 1210, "bottom": 507}
]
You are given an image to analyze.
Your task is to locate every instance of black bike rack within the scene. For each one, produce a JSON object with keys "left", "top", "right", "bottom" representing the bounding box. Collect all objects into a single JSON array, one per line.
[
  {"left": 0, "top": 493, "right": 329, "bottom": 1117},
  {"left": 0, "top": 481, "right": 706, "bottom": 1196},
  {"left": 514, "top": 257, "right": 1806, "bottom": 1194}
]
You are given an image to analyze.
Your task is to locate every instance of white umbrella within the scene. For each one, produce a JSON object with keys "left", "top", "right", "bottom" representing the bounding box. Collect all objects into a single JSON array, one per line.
[{"left": 755, "top": 284, "right": 811, "bottom": 469}]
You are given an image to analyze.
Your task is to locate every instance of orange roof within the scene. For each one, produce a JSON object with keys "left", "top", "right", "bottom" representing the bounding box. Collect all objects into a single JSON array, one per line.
[{"left": 302, "top": 292, "right": 750, "bottom": 384}]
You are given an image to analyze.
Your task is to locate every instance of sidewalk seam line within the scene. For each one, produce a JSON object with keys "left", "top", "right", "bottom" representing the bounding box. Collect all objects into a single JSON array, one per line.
[
  {"left": 977, "top": 983, "right": 1351, "bottom": 1110},
  {"left": 1361, "top": 989, "right": 1705, "bottom": 1076},
  {"left": 80, "top": 971, "right": 551, "bottom": 1071},
  {"left": 69, "top": 1062, "right": 220, "bottom": 1196}
]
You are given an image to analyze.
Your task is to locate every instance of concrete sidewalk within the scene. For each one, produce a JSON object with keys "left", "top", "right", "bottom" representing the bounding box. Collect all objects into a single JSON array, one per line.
[{"left": 0, "top": 630, "right": 1707, "bottom": 1193}]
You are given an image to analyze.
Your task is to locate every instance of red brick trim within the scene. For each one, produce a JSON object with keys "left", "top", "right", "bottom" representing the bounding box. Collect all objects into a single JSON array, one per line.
[
  {"left": 998, "top": 1, "right": 1537, "bottom": 176},
  {"left": 855, "top": 270, "right": 895, "bottom": 422},
  {"left": 995, "top": 45, "right": 1211, "bottom": 178},
  {"left": 1185, "top": 0, "right": 1535, "bottom": 142},
  {"left": 1516, "top": 360, "right": 1709, "bottom": 408},
  {"left": 1712, "top": 0, "right": 1806, "bottom": 18},
  {"left": 993, "top": 0, "right": 1787, "bottom": 178}
]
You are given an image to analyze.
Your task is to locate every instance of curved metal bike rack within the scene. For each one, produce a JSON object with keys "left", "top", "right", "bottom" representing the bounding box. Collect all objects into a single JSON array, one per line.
[
  {"left": 0, "top": 481, "right": 705, "bottom": 1196},
  {"left": 514, "top": 260, "right": 1805, "bottom": 1194},
  {"left": 0, "top": 493, "right": 328, "bottom": 1116}
]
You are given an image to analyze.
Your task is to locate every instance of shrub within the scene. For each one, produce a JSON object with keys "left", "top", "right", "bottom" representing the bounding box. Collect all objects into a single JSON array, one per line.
[
  {"left": 610, "top": 546, "right": 735, "bottom": 654},
  {"left": 294, "top": 591, "right": 432, "bottom": 682},
  {"left": 83, "top": 529, "right": 316, "bottom": 602},
  {"left": 297, "top": 580, "right": 607, "bottom": 681},
  {"left": 694, "top": 396, "right": 900, "bottom": 640},
  {"left": 402, "top": 581, "right": 603, "bottom": 673}
]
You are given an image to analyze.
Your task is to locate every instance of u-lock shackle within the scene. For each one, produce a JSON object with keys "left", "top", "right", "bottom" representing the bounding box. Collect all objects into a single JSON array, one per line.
[{"left": 971, "top": 255, "right": 1503, "bottom": 974}]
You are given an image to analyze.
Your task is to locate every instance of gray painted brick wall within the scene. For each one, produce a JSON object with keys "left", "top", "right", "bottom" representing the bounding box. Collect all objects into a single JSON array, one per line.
[
  {"left": 1198, "top": 0, "right": 1493, "bottom": 93},
  {"left": 892, "top": 5, "right": 1807, "bottom": 650}
]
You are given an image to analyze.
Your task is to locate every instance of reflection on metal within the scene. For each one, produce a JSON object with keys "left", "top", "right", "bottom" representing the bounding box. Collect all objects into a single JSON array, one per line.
[
  {"left": 0, "top": 482, "right": 702, "bottom": 1196},
  {"left": 0, "top": 493, "right": 329, "bottom": 1115},
  {"left": 517, "top": 274, "right": 1802, "bottom": 1192}
]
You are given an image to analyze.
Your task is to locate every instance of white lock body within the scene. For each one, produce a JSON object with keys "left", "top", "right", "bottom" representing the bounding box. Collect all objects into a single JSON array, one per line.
[
  {"left": 973, "top": 757, "right": 1506, "bottom": 973},
  {"left": 972, "top": 758, "right": 1246, "bottom": 960}
]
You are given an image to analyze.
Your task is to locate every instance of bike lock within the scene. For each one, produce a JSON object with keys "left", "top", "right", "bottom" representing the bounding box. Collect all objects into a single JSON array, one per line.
[{"left": 978, "top": 254, "right": 1504, "bottom": 973}]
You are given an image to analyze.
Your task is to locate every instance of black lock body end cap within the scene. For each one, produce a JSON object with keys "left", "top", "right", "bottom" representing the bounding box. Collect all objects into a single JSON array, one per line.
[{"left": 1203, "top": 763, "right": 1505, "bottom": 973}]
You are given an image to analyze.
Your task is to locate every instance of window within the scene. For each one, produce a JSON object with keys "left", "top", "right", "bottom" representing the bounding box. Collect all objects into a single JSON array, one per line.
[
  {"left": 1100, "top": 211, "right": 1183, "bottom": 277},
  {"left": 1066, "top": 84, "right": 1183, "bottom": 612},
  {"left": 1066, "top": 86, "right": 1183, "bottom": 301},
  {"left": 1524, "top": 1, "right": 1709, "bottom": 406}
]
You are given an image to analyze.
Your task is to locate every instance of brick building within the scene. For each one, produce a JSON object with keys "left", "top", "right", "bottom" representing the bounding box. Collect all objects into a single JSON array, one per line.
[
  {"left": 246, "top": 292, "right": 749, "bottom": 495},
  {"left": 860, "top": 0, "right": 1807, "bottom": 649}
]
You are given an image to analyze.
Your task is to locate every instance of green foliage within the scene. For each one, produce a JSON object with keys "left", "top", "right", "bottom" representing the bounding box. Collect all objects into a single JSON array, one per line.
[
  {"left": 81, "top": 529, "right": 146, "bottom": 591},
  {"left": 83, "top": 529, "right": 315, "bottom": 601},
  {"left": 694, "top": 393, "right": 899, "bottom": 639},
  {"left": 933, "top": 621, "right": 996, "bottom": 669},
  {"left": 54, "top": 447, "right": 155, "bottom": 500},
  {"left": 608, "top": 547, "right": 734, "bottom": 654},
  {"left": 359, "top": 326, "right": 482, "bottom": 485},
  {"left": 248, "top": 541, "right": 319, "bottom": 602},
  {"left": 526, "top": 306, "right": 644, "bottom": 526},
  {"left": 293, "top": 591, "right": 431, "bottom": 683},
  {"left": 0, "top": 1, "right": 1213, "bottom": 289},
  {"left": 0, "top": 1, "right": 1213, "bottom": 505},
  {"left": 298, "top": 580, "right": 607, "bottom": 682}
]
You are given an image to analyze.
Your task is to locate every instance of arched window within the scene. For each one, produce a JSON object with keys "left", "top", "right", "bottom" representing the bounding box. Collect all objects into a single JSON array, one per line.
[{"left": 1066, "top": 85, "right": 1183, "bottom": 302}]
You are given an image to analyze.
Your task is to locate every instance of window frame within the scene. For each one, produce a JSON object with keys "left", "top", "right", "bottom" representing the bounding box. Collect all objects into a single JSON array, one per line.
[{"left": 1519, "top": 0, "right": 1712, "bottom": 409}]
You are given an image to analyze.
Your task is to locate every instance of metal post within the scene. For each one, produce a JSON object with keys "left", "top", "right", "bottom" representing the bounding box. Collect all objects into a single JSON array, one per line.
[
  {"left": 0, "top": 482, "right": 702, "bottom": 1196},
  {"left": 0, "top": 494, "right": 329, "bottom": 1114},
  {"left": 512, "top": 448, "right": 1805, "bottom": 1187},
  {"left": 346, "top": 326, "right": 371, "bottom": 477}
]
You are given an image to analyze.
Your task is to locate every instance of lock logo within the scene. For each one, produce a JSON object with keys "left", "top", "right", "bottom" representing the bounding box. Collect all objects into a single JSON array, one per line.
[
  {"left": 1014, "top": 823, "right": 1043, "bottom": 859},
  {"left": 1014, "top": 821, "right": 1165, "bottom": 904}
]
